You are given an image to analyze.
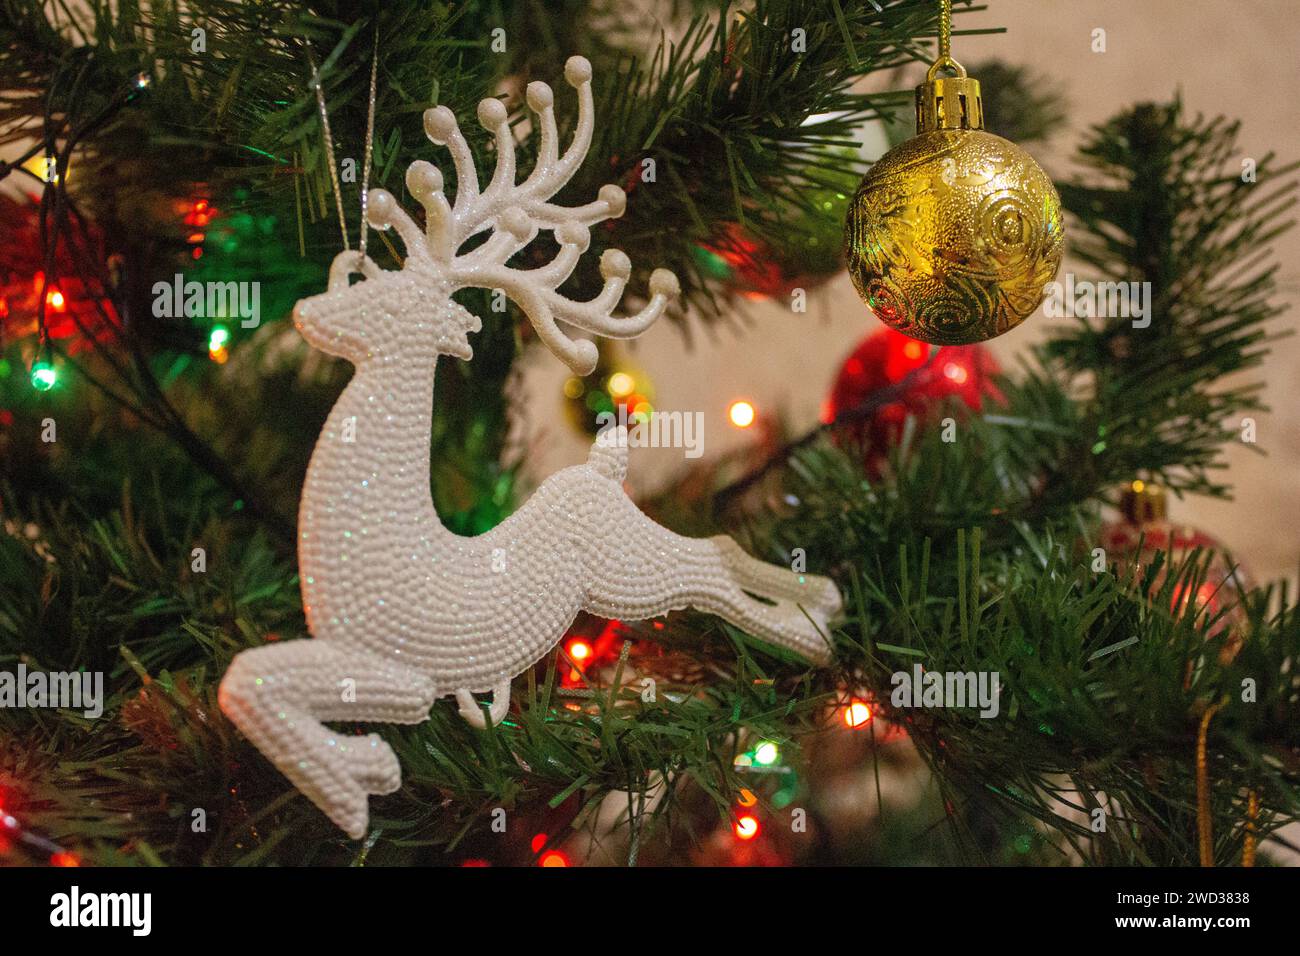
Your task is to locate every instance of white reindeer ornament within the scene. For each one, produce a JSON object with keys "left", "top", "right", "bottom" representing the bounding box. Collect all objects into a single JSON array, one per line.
[{"left": 219, "top": 57, "right": 842, "bottom": 839}]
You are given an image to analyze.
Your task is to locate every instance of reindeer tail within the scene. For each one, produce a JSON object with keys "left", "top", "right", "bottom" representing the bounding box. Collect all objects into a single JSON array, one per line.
[{"left": 588, "top": 425, "right": 629, "bottom": 483}]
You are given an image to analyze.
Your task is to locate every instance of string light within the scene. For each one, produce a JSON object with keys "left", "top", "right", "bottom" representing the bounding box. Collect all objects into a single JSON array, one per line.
[
  {"left": 184, "top": 198, "right": 214, "bottom": 227},
  {"left": 734, "top": 815, "right": 760, "bottom": 840},
  {"left": 184, "top": 198, "right": 215, "bottom": 259},
  {"left": 30, "top": 360, "right": 57, "bottom": 392},
  {"left": 208, "top": 325, "right": 231, "bottom": 363},
  {"left": 1, "top": 800, "right": 79, "bottom": 866},
  {"left": 728, "top": 399, "right": 756, "bottom": 428},
  {"left": 533, "top": 827, "right": 569, "bottom": 866},
  {"left": 21, "top": 153, "right": 60, "bottom": 184},
  {"left": 844, "top": 699, "right": 872, "bottom": 728},
  {"left": 607, "top": 371, "right": 635, "bottom": 398},
  {"left": 566, "top": 638, "right": 592, "bottom": 663},
  {"left": 753, "top": 740, "right": 780, "bottom": 766}
]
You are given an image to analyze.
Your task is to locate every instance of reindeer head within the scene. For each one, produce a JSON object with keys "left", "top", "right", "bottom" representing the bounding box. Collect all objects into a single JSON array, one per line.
[{"left": 293, "top": 56, "right": 678, "bottom": 375}]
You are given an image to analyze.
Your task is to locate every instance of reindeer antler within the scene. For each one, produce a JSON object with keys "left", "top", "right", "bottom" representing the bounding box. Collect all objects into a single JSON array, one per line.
[{"left": 363, "top": 55, "right": 678, "bottom": 375}]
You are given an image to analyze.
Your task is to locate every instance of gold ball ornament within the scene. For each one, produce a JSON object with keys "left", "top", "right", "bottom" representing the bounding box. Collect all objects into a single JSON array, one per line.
[{"left": 845, "top": 58, "right": 1065, "bottom": 345}]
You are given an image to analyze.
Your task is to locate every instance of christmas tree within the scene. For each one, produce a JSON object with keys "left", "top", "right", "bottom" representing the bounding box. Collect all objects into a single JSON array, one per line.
[{"left": 1, "top": 0, "right": 1297, "bottom": 872}]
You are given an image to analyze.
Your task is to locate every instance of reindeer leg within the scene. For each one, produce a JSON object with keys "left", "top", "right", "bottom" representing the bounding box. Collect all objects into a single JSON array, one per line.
[
  {"left": 455, "top": 678, "right": 512, "bottom": 729},
  {"left": 710, "top": 535, "right": 843, "bottom": 617},
  {"left": 220, "top": 641, "right": 437, "bottom": 839},
  {"left": 582, "top": 524, "right": 836, "bottom": 664},
  {"left": 705, "top": 584, "right": 836, "bottom": 664},
  {"left": 676, "top": 540, "right": 836, "bottom": 664}
]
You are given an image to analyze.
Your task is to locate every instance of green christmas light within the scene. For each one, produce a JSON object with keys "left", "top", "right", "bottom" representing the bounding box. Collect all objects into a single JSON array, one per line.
[
  {"left": 753, "top": 741, "right": 780, "bottom": 766},
  {"left": 30, "top": 361, "right": 57, "bottom": 391},
  {"left": 208, "top": 325, "right": 231, "bottom": 352}
]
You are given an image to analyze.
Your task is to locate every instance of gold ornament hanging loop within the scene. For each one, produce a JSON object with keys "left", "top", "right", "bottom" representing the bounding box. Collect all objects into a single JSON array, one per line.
[
  {"left": 926, "top": 56, "right": 966, "bottom": 81},
  {"left": 932, "top": 0, "right": 967, "bottom": 76}
]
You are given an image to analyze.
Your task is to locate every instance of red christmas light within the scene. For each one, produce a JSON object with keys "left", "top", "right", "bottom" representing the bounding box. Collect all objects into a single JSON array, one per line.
[
  {"left": 734, "top": 815, "right": 760, "bottom": 840},
  {"left": 183, "top": 198, "right": 215, "bottom": 227},
  {"left": 559, "top": 619, "right": 626, "bottom": 687},
  {"left": 0, "top": 198, "right": 119, "bottom": 350},
  {"left": 182, "top": 197, "right": 216, "bottom": 260},
  {"left": 826, "top": 328, "right": 1000, "bottom": 474},
  {"left": 843, "top": 699, "right": 872, "bottom": 728}
]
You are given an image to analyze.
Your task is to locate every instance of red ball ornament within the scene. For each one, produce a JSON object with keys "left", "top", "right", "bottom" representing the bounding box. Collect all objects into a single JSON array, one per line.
[
  {"left": 825, "top": 328, "right": 1000, "bottom": 470},
  {"left": 1099, "top": 481, "right": 1250, "bottom": 664}
]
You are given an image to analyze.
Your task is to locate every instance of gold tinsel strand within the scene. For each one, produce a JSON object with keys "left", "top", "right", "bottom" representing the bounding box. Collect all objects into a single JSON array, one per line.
[
  {"left": 1242, "top": 789, "right": 1259, "bottom": 867},
  {"left": 1196, "top": 701, "right": 1223, "bottom": 866}
]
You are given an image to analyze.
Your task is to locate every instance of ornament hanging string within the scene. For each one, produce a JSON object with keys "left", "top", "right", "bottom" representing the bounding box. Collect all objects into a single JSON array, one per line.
[
  {"left": 933, "top": 0, "right": 962, "bottom": 77},
  {"left": 357, "top": 25, "right": 379, "bottom": 264},
  {"left": 307, "top": 23, "right": 380, "bottom": 263},
  {"left": 939, "top": 0, "right": 951, "bottom": 60}
]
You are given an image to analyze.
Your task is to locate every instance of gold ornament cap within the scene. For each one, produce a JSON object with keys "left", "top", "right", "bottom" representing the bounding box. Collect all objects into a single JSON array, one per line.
[
  {"left": 1119, "top": 479, "right": 1168, "bottom": 524},
  {"left": 915, "top": 57, "right": 984, "bottom": 133}
]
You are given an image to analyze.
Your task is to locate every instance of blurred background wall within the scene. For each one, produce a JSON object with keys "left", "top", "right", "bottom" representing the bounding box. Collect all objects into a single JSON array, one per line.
[{"left": 517, "top": 0, "right": 1300, "bottom": 585}]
